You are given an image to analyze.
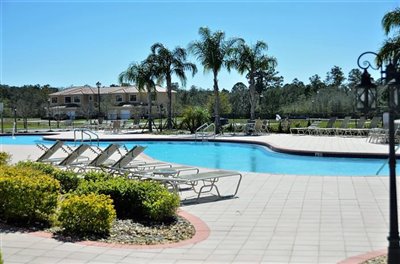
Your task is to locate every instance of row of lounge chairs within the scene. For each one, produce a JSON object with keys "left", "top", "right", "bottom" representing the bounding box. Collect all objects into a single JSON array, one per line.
[
  {"left": 35, "top": 141, "right": 242, "bottom": 202},
  {"left": 290, "top": 116, "right": 382, "bottom": 137},
  {"left": 223, "top": 119, "right": 269, "bottom": 135}
]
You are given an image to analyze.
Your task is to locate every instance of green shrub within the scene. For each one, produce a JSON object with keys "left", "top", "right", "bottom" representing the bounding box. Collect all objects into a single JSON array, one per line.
[
  {"left": 136, "top": 181, "right": 180, "bottom": 222},
  {"left": 0, "top": 152, "right": 11, "bottom": 166},
  {"left": 52, "top": 170, "right": 81, "bottom": 193},
  {"left": 16, "top": 161, "right": 80, "bottom": 193},
  {"left": 181, "top": 106, "right": 211, "bottom": 133},
  {"left": 0, "top": 249, "right": 3, "bottom": 264},
  {"left": 82, "top": 171, "right": 114, "bottom": 182},
  {"left": 58, "top": 193, "right": 116, "bottom": 236},
  {"left": 75, "top": 178, "right": 180, "bottom": 222},
  {"left": 75, "top": 177, "right": 139, "bottom": 219},
  {"left": 0, "top": 166, "right": 60, "bottom": 224},
  {"left": 16, "top": 160, "right": 56, "bottom": 174}
]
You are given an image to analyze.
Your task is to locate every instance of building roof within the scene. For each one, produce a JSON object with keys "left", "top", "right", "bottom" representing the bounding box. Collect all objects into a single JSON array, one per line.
[{"left": 50, "top": 85, "right": 173, "bottom": 96}]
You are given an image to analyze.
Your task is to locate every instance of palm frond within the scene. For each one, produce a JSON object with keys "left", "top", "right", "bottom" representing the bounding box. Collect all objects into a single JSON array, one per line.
[{"left": 382, "top": 7, "right": 400, "bottom": 35}]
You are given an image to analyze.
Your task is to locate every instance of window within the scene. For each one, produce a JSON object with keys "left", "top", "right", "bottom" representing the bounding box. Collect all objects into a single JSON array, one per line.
[
  {"left": 116, "top": 95, "right": 123, "bottom": 102},
  {"left": 129, "top": 94, "right": 137, "bottom": 102},
  {"left": 73, "top": 96, "right": 81, "bottom": 103},
  {"left": 51, "top": 97, "right": 58, "bottom": 104},
  {"left": 65, "top": 97, "right": 71, "bottom": 104},
  {"left": 89, "top": 95, "right": 93, "bottom": 101}
]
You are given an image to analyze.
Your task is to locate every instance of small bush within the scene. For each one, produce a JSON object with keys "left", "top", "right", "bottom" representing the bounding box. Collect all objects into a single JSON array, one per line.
[
  {"left": 75, "top": 178, "right": 139, "bottom": 219},
  {"left": 75, "top": 178, "right": 180, "bottom": 222},
  {"left": 0, "top": 166, "right": 60, "bottom": 224},
  {"left": 16, "top": 161, "right": 80, "bottom": 193},
  {"left": 82, "top": 171, "right": 114, "bottom": 182},
  {"left": 0, "top": 152, "right": 11, "bottom": 166},
  {"left": 58, "top": 193, "right": 116, "bottom": 236},
  {"left": 52, "top": 170, "right": 80, "bottom": 193},
  {"left": 16, "top": 160, "right": 56, "bottom": 174},
  {"left": 0, "top": 250, "right": 3, "bottom": 264},
  {"left": 136, "top": 181, "right": 180, "bottom": 222}
]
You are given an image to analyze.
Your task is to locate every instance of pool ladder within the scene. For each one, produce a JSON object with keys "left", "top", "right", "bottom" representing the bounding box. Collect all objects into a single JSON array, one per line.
[
  {"left": 73, "top": 128, "right": 99, "bottom": 146},
  {"left": 195, "top": 123, "right": 215, "bottom": 141}
]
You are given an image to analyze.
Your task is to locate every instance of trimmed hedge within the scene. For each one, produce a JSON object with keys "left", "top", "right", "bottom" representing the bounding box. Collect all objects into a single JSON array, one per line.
[
  {"left": 58, "top": 193, "right": 116, "bottom": 236},
  {"left": 75, "top": 178, "right": 180, "bottom": 222},
  {"left": 16, "top": 161, "right": 80, "bottom": 193},
  {"left": 0, "top": 166, "right": 60, "bottom": 224}
]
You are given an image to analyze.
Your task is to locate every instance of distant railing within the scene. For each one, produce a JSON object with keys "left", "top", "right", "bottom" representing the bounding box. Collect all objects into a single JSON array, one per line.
[
  {"left": 195, "top": 123, "right": 216, "bottom": 141},
  {"left": 73, "top": 128, "right": 99, "bottom": 146}
]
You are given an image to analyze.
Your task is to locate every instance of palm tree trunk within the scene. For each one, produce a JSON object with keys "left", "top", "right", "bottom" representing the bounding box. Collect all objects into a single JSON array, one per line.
[
  {"left": 213, "top": 71, "right": 220, "bottom": 134},
  {"left": 147, "top": 92, "right": 153, "bottom": 133},
  {"left": 249, "top": 75, "right": 256, "bottom": 120},
  {"left": 166, "top": 75, "right": 173, "bottom": 130}
]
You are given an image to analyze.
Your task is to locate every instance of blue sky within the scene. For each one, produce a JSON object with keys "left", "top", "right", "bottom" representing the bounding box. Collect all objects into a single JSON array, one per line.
[{"left": 1, "top": 0, "right": 399, "bottom": 90}]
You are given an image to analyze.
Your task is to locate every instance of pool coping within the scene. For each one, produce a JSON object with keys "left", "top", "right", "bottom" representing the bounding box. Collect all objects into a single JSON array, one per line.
[{"left": 34, "top": 133, "right": 394, "bottom": 159}]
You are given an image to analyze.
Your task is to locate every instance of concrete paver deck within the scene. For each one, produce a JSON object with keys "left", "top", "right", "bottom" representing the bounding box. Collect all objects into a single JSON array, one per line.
[{"left": 0, "top": 132, "right": 394, "bottom": 263}]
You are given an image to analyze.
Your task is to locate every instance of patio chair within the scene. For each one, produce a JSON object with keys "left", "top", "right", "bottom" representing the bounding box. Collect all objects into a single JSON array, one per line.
[
  {"left": 343, "top": 116, "right": 367, "bottom": 136},
  {"left": 65, "top": 143, "right": 121, "bottom": 172},
  {"left": 108, "top": 145, "right": 170, "bottom": 173},
  {"left": 57, "top": 144, "right": 91, "bottom": 167},
  {"left": 36, "top": 140, "right": 70, "bottom": 163},
  {"left": 334, "top": 116, "right": 352, "bottom": 135},
  {"left": 314, "top": 117, "right": 337, "bottom": 135},
  {"left": 135, "top": 169, "right": 242, "bottom": 202},
  {"left": 133, "top": 165, "right": 200, "bottom": 179},
  {"left": 290, "top": 120, "right": 321, "bottom": 135},
  {"left": 245, "top": 120, "right": 256, "bottom": 135},
  {"left": 348, "top": 116, "right": 381, "bottom": 137},
  {"left": 260, "top": 119, "right": 270, "bottom": 134}
]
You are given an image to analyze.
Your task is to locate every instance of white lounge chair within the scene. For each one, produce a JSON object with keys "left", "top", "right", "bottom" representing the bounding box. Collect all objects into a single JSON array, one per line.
[
  {"left": 57, "top": 144, "right": 91, "bottom": 167},
  {"left": 65, "top": 143, "right": 121, "bottom": 172},
  {"left": 36, "top": 140, "right": 73, "bottom": 164},
  {"left": 108, "top": 145, "right": 170, "bottom": 173},
  {"left": 135, "top": 170, "right": 242, "bottom": 202}
]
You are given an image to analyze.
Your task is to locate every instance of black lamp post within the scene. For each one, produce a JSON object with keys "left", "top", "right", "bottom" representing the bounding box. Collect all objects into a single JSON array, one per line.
[
  {"left": 96, "top": 81, "right": 101, "bottom": 117},
  {"left": 356, "top": 51, "right": 400, "bottom": 263}
]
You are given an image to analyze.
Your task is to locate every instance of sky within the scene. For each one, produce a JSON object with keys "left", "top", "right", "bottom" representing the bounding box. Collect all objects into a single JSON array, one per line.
[{"left": 1, "top": 0, "right": 399, "bottom": 90}]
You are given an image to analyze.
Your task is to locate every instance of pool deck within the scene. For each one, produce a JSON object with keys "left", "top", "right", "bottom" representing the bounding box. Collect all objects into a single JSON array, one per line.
[{"left": 0, "top": 132, "right": 394, "bottom": 263}]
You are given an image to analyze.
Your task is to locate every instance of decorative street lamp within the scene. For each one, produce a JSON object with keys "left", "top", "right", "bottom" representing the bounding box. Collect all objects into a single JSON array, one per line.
[{"left": 356, "top": 51, "right": 400, "bottom": 263}]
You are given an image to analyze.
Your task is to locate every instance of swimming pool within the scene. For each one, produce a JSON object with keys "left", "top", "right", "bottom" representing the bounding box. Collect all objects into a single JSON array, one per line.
[{"left": 0, "top": 135, "right": 394, "bottom": 176}]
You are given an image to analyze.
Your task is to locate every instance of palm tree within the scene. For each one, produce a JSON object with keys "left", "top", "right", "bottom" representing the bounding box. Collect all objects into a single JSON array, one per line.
[
  {"left": 378, "top": 8, "right": 400, "bottom": 64},
  {"left": 188, "top": 27, "right": 242, "bottom": 134},
  {"left": 148, "top": 43, "right": 197, "bottom": 130},
  {"left": 227, "top": 40, "right": 277, "bottom": 120},
  {"left": 118, "top": 61, "right": 157, "bottom": 132}
]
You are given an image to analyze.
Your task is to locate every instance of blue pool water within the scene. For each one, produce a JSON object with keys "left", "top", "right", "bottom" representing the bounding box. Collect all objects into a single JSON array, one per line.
[{"left": 0, "top": 135, "right": 394, "bottom": 176}]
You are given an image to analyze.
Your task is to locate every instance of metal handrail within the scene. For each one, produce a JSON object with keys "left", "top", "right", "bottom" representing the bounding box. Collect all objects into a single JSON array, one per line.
[
  {"left": 73, "top": 128, "right": 99, "bottom": 146},
  {"left": 195, "top": 123, "right": 215, "bottom": 141}
]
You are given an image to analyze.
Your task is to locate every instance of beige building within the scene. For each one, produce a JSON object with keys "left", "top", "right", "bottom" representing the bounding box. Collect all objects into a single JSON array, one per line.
[{"left": 48, "top": 85, "right": 176, "bottom": 120}]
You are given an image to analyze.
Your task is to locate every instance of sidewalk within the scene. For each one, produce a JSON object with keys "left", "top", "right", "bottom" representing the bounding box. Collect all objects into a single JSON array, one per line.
[{"left": 0, "top": 133, "right": 393, "bottom": 263}]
